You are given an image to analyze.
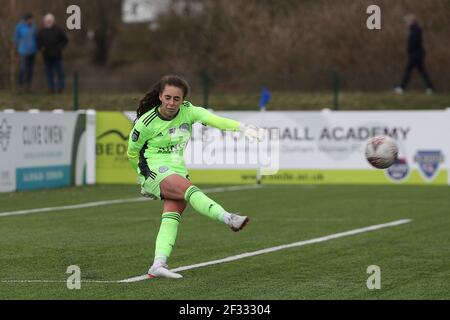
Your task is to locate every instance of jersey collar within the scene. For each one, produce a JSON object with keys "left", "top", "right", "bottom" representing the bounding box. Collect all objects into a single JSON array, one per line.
[{"left": 156, "top": 106, "right": 180, "bottom": 121}]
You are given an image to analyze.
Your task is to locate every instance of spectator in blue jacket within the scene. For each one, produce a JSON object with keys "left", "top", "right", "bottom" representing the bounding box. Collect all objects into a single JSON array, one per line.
[{"left": 13, "top": 13, "right": 38, "bottom": 93}]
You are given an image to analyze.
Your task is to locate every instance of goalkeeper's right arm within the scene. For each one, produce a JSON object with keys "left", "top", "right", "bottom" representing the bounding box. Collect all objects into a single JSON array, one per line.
[
  {"left": 127, "top": 122, "right": 146, "bottom": 173},
  {"left": 127, "top": 152, "right": 139, "bottom": 173}
]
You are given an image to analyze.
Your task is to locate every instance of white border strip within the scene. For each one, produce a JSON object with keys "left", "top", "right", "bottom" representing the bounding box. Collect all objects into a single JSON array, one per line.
[
  {"left": 119, "top": 219, "right": 412, "bottom": 283},
  {"left": 0, "top": 280, "right": 117, "bottom": 283},
  {"left": 0, "top": 185, "right": 262, "bottom": 218}
]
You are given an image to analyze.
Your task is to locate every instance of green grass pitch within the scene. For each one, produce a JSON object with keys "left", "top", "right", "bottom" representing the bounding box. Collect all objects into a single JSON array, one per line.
[{"left": 0, "top": 184, "right": 449, "bottom": 299}]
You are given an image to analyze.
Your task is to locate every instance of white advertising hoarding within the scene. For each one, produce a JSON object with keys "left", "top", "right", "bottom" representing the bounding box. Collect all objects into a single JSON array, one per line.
[
  {"left": 0, "top": 111, "right": 94, "bottom": 192},
  {"left": 121, "top": 109, "right": 449, "bottom": 185}
]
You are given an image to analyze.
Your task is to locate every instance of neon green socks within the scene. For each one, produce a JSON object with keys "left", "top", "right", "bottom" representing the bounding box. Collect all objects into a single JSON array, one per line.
[
  {"left": 154, "top": 212, "right": 181, "bottom": 263},
  {"left": 153, "top": 187, "right": 232, "bottom": 266},
  {"left": 184, "top": 186, "right": 230, "bottom": 223}
]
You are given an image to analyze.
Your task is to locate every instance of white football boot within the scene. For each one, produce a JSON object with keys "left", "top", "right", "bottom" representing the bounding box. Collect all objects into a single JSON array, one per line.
[
  {"left": 148, "top": 264, "right": 183, "bottom": 279},
  {"left": 394, "top": 86, "right": 404, "bottom": 94},
  {"left": 228, "top": 213, "right": 250, "bottom": 232}
]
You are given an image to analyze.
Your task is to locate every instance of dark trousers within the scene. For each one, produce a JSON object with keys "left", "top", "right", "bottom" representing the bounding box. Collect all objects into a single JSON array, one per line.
[
  {"left": 18, "top": 54, "right": 35, "bottom": 88},
  {"left": 44, "top": 58, "right": 65, "bottom": 91},
  {"left": 400, "top": 52, "right": 434, "bottom": 90}
]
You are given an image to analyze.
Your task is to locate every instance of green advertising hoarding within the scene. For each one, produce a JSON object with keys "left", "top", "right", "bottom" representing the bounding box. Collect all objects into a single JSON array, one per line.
[{"left": 96, "top": 112, "right": 136, "bottom": 184}]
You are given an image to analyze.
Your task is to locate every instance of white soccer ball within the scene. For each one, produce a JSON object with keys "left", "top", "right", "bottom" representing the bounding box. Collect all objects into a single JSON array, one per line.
[{"left": 365, "top": 136, "right": 399, "bottom": 169}]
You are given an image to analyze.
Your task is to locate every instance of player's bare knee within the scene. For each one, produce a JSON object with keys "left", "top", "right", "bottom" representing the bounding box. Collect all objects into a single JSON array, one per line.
[
  {"left": 180, "top": 179, "right": 192, "bottom": 194},
  {"left": 163, "top": 199, "right": 187, "bottom": 215}
]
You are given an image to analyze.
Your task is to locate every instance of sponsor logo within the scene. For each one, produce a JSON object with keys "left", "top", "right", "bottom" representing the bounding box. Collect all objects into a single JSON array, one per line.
[
  {"left": 168, "top": 128, "right": 176, "bottom": 135},
  {"left": 414, "top": 150, "right": 444, "bottom": 181},
  {"left": 386, "top": 157, "right": 409, "bottom": 182},
  {"left": 16, "top": 165, "right": 71, "bottom": 190},
  {"left": 97, "top": 130, "right": 128, "bottom": 141},
  {"left": 22, "top": 125, "right": 64, "bottom": 145},
  {"left": 131, "top": 129, "right": 140, "bottom": 142},
  {"left": 0, "top": 118, "right": 12, "bottom": 152},
  {"left": 96, "top": 130, "right": 128, "bottom": 157}
]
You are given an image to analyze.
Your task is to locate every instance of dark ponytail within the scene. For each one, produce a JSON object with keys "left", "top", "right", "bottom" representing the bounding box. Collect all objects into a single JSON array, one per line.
[{"left": 136, "top": 75, "right": 190, "bottom": 120}]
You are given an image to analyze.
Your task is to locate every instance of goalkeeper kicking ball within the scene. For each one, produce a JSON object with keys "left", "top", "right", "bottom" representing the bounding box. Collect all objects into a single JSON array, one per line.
[{"left": 365, "top": 136, "right": 399, "bottom": 169}]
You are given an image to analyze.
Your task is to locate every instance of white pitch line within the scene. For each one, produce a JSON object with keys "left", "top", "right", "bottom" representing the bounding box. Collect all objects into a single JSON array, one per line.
[
  {"left": 119, "top": 219, "right": 412, "bottom": 283},
  {"left": 0, "top": 280, "right": 117, "bottom": 284},
  {"left": 0, "top": 198, "right": 148, "bottom": 218},
  {"left": 1, "top": 219, "right": 411, "bottom": 284},
  {"left": 0, "top": 185, "right": 263, "bottom": 218}
]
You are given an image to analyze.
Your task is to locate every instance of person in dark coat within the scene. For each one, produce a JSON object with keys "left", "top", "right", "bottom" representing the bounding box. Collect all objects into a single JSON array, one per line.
[
  {"left": 395, "top": 14, "right": 434, "bottom": 94},
  {"left": 37, "top": 14, "right": 69, "bottom": 93}
]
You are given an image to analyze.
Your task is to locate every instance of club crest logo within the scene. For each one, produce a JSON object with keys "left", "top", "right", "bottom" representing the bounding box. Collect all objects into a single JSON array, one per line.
[
  {"left": 159, "top": 166, "right": 169, "bottom": 173},
  {"left": 414, "top": 150, "right": 444, "bottom": 181},
  {"left": 179, "top": 123, "right": 190, "bottom": 132},
  {"left": 386, "top": 157, "right": 409, "bottom": 182}
]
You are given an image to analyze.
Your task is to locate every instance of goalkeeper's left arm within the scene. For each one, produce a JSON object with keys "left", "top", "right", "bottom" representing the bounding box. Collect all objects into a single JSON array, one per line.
[
  {"left": 202, "top": 113, "right": 240, "bottom": 131},
  {"left": 191, "top": 105, "right": 266, "bottom": 141}
]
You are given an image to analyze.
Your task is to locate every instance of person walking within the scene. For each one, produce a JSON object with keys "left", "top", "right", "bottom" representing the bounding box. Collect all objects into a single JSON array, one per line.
[{"left": 394, "top": 14, "right": 435, "bottom": 94}]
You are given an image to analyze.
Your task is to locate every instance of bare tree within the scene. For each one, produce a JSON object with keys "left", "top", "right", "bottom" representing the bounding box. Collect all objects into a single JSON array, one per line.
[
  {"left": 1, "top": 0, "right": 448, "bottom": 92},
  {"left": 0, "top": 1, "right": 19, "bottom": 90},
  {"left": 76, "top": 0, "right": 122, "bottom": 66}
]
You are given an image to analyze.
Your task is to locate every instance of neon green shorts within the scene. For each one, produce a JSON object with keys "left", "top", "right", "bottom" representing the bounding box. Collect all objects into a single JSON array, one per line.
[{"left": 139, "top": 164, "right": 189, "bottom": 200}]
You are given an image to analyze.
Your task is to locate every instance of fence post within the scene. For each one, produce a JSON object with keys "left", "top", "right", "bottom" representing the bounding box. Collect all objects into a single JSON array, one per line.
[
  {"left": 201, "top": 70, "right": 210, "bottom": 108},
  {"left": 73, "top": 71, "right": 79, "bottom": 111},
  {"left": 332, "top": 71, "right": 340, "bottom": 110},
  {"left": 9, "top": 0, "right": 16, "bottom": 92}
]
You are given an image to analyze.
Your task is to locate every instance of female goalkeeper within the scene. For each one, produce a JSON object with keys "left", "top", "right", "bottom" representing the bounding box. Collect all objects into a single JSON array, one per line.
[{"left": 127, "top": 75, "right": 265, "bottom": 279}]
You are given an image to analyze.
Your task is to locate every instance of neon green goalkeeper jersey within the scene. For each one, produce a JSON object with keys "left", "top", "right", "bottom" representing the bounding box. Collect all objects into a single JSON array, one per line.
[{"left": 127, "top": 101, "right": 240, "bottom": 178}]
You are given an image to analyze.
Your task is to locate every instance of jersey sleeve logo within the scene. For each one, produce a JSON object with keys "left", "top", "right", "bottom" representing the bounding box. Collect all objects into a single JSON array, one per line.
[{"left": 132, "top": 129, "right": 140, "bottom": 142}]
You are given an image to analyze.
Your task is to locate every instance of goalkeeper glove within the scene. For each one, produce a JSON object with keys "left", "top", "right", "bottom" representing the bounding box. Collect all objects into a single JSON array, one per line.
[{"left": 239, "top": 123, "right": 266, "bottom": 142}]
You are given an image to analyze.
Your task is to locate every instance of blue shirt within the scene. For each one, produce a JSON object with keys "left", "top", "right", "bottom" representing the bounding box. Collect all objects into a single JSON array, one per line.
[{"left": 13, "top": 21, "right": 37, "bottom": 55}]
